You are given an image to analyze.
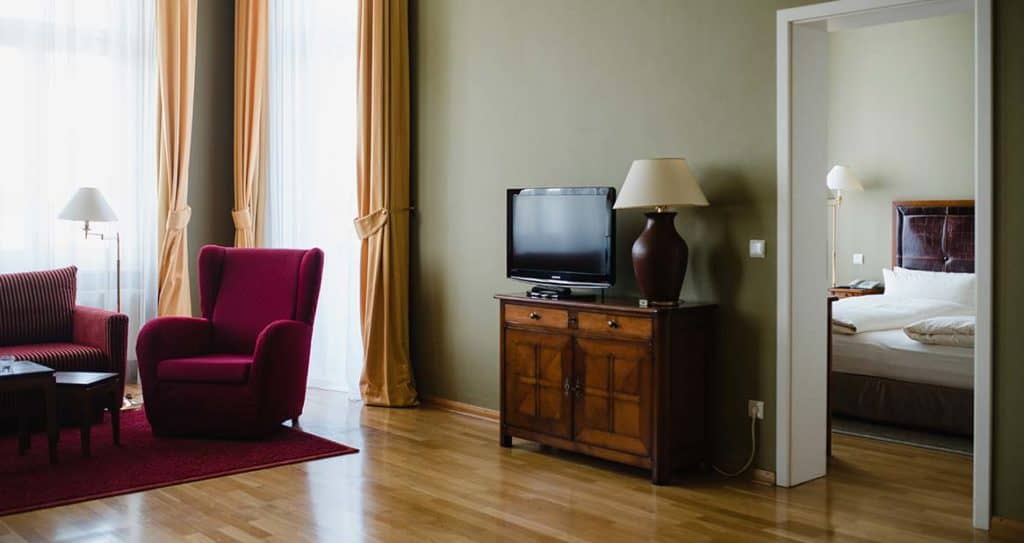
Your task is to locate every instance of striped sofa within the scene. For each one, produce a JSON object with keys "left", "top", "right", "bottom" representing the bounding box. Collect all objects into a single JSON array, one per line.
[{"left": 0, "top": 266, "right": 128, "bottom": 424}]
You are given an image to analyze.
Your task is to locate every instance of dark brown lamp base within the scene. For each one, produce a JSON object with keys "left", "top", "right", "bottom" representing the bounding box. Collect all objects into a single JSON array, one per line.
[{"left": 631, "top": 212, "right": 688, "bottom": 304}]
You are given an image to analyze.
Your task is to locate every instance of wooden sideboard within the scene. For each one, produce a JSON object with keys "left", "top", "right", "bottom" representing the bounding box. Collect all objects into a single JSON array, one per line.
[{"left": 495, "top": 294, "right": 716, "bottom": 484}]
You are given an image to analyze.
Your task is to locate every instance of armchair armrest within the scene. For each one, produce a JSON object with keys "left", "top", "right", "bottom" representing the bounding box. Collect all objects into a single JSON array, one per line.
[
  {"left": 136, "top": 317, "right": 214, "bottom": 364},
  {"left": 72, "top": 305, "right": 129, "bottom": 377},
  {"left": 252, "top": 320, "right": 314, "bottom": 419}
]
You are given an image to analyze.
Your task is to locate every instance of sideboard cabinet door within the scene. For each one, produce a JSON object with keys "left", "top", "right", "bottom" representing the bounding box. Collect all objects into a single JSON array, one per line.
[
  {"left": 503, "top": 329, "right": 574, "bottom": 439},
  {"left": 572, "top": 337, "right": 652, "bottom": 456}
]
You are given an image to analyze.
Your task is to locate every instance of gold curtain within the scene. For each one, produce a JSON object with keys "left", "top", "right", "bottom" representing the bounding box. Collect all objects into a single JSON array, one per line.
[
  {"left": 156, "top": 0, "right": 198, "bottom": 317},
  {"left": 233, "top": 0, "right": 267, "bottom": 248},
  {"left": 355, "top": 0, "right": 417, "bottom": 406}
]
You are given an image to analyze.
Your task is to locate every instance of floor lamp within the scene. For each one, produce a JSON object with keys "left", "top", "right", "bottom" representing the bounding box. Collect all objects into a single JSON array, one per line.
[
  {"left": 59, "top": 188, "right": 122, "bottom": 313},
  {"left": 826, "top": 165, "right": 863, "bottom": 288}
]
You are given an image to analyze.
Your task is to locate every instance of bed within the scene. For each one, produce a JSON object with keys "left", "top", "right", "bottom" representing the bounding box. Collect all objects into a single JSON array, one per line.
[{"left": 829, "top": 200, "right": 975, "bottom": 437}]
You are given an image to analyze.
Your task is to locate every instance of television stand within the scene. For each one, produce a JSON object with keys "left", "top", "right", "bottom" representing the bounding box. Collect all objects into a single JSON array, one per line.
[{"left": 527, "top": 285, "right": 573, "bottom": 299}]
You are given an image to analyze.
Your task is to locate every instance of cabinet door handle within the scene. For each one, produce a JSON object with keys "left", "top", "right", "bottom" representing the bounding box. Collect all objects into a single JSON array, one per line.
[
  {"left": 607, "top": 320, "right": 619, "bottom": 329},
  {"left": 528, "top": 312, "right": 541, "bottom": 320},
  {"left": 573, "top": 375, "right": 584, "bottom": 399},
  {"left": 563, "top": 377, "right": 571, "bottom": 396}
]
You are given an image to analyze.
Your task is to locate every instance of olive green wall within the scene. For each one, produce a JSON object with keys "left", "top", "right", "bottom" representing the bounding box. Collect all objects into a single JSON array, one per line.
[
  {"left": 828, "top": 13, "right": 974, "bottom": 283},
  {"left": 411, "top": 0, "right": 1024, "bottom": 517},
  {"left": 993, "top": 0, "right": 1024, "bottom": 523},
  {"left": 411, "top": 0, "right": 816, "bottom": 471},
  {"left": 187, "top": 0, "right": 235, "bottom": 315}
]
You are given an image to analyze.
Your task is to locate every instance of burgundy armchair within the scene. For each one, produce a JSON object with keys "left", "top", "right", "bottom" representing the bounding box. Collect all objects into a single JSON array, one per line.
[
  {"left": 0, "top": 266, "right": 128, "bottom": 424},
  {"left": 137, "top": 245, "right": 324, "bottom": 437}
]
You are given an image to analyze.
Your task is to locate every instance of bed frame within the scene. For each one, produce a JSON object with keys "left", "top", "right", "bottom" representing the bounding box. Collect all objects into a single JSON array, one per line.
[{"left": 831, "top": 200, "right": 975, "bottom": 437}]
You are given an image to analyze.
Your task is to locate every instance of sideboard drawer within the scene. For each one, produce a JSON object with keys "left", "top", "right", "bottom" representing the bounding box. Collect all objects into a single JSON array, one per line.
[
  {"left": 577, "top": 311, "right": 652, "bottom": 339},
  {"left": 504, "top": 304, "right": 569, "bottom": 329}
]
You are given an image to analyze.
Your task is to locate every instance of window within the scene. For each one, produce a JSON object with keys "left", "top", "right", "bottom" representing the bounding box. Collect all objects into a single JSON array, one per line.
[
  {"left": 0, "top": 1, "right": 158, "bottom": 357},
  {"left": 267, "top": 0, "right": 363, "bottom": 394}
]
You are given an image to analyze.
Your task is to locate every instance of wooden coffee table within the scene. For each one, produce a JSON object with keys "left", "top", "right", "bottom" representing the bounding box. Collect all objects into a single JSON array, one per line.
[
  {"left": 55, "top": 372, "right": 121, "bottom": 457},
  {"left": 0, "top": 360, "right": 58, "bottom": 464}
]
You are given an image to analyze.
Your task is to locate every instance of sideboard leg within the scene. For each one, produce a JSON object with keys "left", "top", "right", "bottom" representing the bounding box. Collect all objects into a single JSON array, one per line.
[
  {"left": 652, "top": 464, "right": 671, "bottom": 485},
  {"left": 500, "top": 431, "right": 512, "bottom": 448}
]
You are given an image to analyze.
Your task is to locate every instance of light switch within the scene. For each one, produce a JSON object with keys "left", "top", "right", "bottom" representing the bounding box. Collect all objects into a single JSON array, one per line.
[
  {"left": 853, "top": 253, "right": 864, "bottom": 265},
  {"left": 749, "top": 240, "right": 766, "bottom": 259}
]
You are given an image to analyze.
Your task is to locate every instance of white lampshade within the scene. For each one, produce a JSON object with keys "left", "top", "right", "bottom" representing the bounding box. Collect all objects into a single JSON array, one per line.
[
  {"left": 614, "top": 158, "right": 709, "bottom": 210},
  {"left": 826, "top": 165, "right": 864, "bottom": 191},
  {"left": 58, "top": 187, "right": 118, "bottom": 222}
]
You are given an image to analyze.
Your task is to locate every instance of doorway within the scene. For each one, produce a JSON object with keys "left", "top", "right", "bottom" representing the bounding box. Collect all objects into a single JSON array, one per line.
[{"left": 775, "top": 0, "right": 992, "bottom": 530}]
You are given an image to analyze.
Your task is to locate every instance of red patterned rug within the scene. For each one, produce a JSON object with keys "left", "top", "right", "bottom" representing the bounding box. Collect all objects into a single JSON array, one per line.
[{"left": 0, "top": 408, "right": 358, "bottom": 516}]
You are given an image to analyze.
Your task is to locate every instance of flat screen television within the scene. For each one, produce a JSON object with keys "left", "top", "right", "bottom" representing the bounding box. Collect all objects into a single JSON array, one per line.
[{"left": 506, "top": 187, "right": 616, "bottom": 290}]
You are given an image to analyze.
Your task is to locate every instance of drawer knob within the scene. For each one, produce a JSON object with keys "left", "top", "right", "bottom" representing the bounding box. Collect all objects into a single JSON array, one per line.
[
  {"left": 529, "top": 312, "right": 541, "bottom": 320},
  {"left": 607, "top": 320, "right": 619, "bottom": 329}
]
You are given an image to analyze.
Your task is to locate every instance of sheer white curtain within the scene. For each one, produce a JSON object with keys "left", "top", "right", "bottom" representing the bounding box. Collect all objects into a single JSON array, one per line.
[
  {"left": 0, "top": 1, "right": 158, "bottom": 362},
  {"left": 267, "top": 0, "right": 363, "bottom": 395}
]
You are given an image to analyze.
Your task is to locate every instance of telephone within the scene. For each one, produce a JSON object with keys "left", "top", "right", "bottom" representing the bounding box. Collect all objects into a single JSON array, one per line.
[{"left": 847, "top": 279, "right": 882, "bottom": 290}]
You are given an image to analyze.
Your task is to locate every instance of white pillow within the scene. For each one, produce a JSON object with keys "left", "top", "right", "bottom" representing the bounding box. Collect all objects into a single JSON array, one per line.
[
  {"left": 904, "top": 315, "right": 975, "bottom": 347},
  {"left": 883, "top": 267, "right": 976, "bottom": 307}
]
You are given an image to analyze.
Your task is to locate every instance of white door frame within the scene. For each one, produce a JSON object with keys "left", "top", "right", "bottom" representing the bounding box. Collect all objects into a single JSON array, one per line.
[{"left": 776, "top": 0, "right": 993, "bottom": 530}]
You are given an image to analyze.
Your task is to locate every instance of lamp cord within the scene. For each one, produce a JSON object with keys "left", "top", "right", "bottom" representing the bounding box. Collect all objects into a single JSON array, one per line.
[{"left": 712, "top": 413, "right": 758, "bottom": 478}]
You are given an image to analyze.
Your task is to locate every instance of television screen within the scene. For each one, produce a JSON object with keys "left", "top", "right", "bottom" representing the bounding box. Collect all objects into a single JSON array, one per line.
[{"left": 507, "top": 187, "right": 615, "bottom": 287}]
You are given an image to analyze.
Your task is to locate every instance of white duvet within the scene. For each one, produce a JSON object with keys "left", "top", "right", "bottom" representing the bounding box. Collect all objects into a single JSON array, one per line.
[{"left": 831, "top": 295, "right": 975, "bottom": 335}]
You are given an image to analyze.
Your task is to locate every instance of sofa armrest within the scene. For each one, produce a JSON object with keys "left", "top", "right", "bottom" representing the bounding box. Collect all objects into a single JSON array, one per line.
[
  {"left": 72, "top": 305, "right": 129, "bottom": 377},
  {"left": 252, "top": 320, "right": 314, "bottom": 417},
  {"left": 136, "top": 317, "right": 214, "bottom": 364}
]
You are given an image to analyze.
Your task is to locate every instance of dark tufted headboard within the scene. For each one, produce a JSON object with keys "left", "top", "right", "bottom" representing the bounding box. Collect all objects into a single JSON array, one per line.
[{"left": 892, "top": 200, "right": 975, "bottom": 273}]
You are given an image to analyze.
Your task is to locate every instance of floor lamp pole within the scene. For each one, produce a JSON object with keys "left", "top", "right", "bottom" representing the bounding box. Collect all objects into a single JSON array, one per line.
[
  {"left": 115, "top": 232, "right": 121, "bottom": 314},
  {"left": 830, "top": 190, "right": 843, "bottom": 288},
  {"left": 83, "top": 222, "right": 122, "bottom": 314}
]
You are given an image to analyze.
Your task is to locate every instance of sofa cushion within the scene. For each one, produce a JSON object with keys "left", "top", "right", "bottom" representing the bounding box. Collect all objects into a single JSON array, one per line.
[
  {"left": 157, "top": 354, "right": 253, "bottom": 385},
  {"left": 0, "top": 266, "right": 77, "bottom": 346},
  {"left": 0, "top": 342, "right": 107, "bottom": 372}
]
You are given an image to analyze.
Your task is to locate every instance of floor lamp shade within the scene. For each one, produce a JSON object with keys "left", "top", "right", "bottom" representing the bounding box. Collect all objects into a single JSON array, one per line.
[
  {"left": 826, "top": 165, "right": 864, "bottom": 192},
  {"left": 615, "top": 159, "right": 709, "bottom": 304},
  {"left": 58, "top": 188, "right": 118, "bottom": 222}
]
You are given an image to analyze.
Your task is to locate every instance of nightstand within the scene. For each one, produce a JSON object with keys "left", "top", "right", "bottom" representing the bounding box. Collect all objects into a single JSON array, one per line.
[{"left": 828, "top": 286, "right": 884, "bottom": 299}]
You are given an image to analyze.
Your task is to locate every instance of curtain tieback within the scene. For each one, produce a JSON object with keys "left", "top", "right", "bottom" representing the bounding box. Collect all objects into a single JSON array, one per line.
[
  {"left": 232, "top": 208, "right": 254, "bottom": 230},
  {"left": 354, "top": 207, "right": 412, "bottom": 240},
  {"left": 166, "top": 206, "right": 192, "bottom": 231}
]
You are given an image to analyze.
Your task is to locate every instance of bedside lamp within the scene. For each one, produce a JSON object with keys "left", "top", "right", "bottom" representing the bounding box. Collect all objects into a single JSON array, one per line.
[
  {"left": 826, "top": 165, "right": 864, "bottom": 288},
  {"left": 614, "top": 158, "right": 709, "bottom": 305},
  {"left": 59, "top": 187, "right": 122, "bottom": 313}
]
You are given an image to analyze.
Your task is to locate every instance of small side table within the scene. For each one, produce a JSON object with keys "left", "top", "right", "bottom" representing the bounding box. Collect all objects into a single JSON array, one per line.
[
  {"left": 0, "top": 361, "right": 58, "bottom": 464},
  {"left": 55, "top": 372, "right": 121, "bottom": 457},
  {"left": 828, "top": 286, "right": 884, "bottom": 299}
]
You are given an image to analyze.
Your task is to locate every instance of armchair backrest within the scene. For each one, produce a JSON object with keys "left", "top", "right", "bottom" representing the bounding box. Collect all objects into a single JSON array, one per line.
[
  {"left": 199, "top": 245, "right": 324, "bottom": 354},
  {"left": 0, "top": 266, "right": 76, "bottom": 346}
]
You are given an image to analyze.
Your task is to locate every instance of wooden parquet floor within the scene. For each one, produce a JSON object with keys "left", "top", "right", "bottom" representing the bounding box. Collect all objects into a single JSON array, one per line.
[{"left": 0, "top": 387, "right": 1003, "bottom": 542}]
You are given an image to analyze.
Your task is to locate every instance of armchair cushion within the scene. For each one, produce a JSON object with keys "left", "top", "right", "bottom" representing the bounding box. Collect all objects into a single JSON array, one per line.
[
  {"left": 0, "top": 343, "right": 106, "bottom": 371},
  {"left": 157, "top": 354, "right": 253, "bottom": 384},
  {"left": 0, "top": 266, "right": 76, "bottom": 346}
]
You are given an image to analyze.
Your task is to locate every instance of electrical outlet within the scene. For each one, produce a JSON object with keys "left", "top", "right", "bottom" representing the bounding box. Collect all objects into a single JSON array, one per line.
[
  {"left": 748, "top": 400, "right": 765, "bottom": 420},
  {"left": 853, "top": 253, "right": 864, "bottom": 265}
]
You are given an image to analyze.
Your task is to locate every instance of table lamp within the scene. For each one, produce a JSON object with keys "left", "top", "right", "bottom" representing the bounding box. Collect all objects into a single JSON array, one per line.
[
  {"left": 614, "top": 158, "right": 709, "bottom": 305},
  {"left": 826, "top": 165, "right": 864, "bottom": 288},
  {"left": 58, "top": 187, "right": 122, "bottom": 313}
]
